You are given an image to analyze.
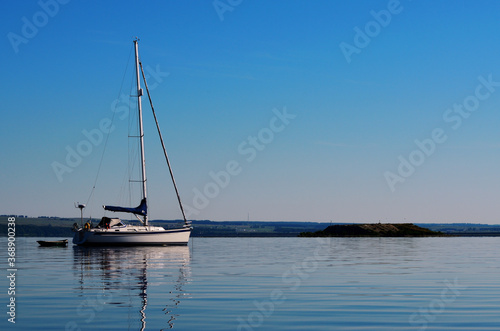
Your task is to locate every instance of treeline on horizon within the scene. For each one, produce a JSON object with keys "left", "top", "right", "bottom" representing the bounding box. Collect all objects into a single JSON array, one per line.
[
  {"left": 0, "top": 224, "right": 71, "bottom": 237},
  {"left": 1, "top": 217, "right": 500, "bottom": 237}
]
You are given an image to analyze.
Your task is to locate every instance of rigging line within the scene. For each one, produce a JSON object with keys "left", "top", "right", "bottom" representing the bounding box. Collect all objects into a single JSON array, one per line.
[
  {"left": 139, "top": 61, "right": 189, "bottom": 226},
  {"left": 127, "top": 78, "right": 138, "bottom": 217},
  {"left": 124, "top": 90, "right": 135, "bottom": 207},
  {"left": 85, "top": 44, "right": 135, "bottom": 208}
]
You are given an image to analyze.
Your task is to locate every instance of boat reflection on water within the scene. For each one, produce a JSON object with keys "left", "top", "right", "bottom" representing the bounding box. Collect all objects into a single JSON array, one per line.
[{"left": 72, "top": 245, "right": 191, "bottom": 330}]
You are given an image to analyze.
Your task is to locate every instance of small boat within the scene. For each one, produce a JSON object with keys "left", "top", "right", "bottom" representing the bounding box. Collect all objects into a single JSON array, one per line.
[
  {"left": 37, "top": 239, "right": 68, "bottom": 247},
  {"left": 72, "top": 38, "right": 192, "bottom": 246}
]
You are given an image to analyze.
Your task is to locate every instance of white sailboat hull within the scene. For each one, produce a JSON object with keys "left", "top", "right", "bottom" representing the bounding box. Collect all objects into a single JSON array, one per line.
[{"left": 73, "top": 225, "right": 191, "bottom": 246}]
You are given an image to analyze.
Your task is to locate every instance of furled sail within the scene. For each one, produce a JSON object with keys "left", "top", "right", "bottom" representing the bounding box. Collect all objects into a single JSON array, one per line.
[{"left": 103, "top": 198, "right": 147, "bottom": 216}]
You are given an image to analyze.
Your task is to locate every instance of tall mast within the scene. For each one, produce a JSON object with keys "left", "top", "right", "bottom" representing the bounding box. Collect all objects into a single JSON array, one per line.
[{"left": 134, "top": 38, "right": 148, "bottom": 226}]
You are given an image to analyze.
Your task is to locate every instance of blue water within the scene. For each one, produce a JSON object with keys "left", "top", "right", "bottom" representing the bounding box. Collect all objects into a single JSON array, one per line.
[{"left": 1, "top": 237, "right": 499, "bottom": 330}]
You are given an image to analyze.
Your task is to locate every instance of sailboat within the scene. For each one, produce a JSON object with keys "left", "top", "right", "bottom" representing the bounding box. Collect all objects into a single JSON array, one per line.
[{"left": 73, "top": 38, "right": 192, "bottom": 246}]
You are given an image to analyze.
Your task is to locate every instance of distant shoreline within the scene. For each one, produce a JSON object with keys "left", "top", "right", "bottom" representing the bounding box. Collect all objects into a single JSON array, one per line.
[{"left": 2, "top": 216, "right": 500, "bottom": 237}]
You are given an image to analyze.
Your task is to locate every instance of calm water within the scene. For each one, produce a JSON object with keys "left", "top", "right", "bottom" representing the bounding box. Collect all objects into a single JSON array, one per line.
[{"left": 1, "top": 237, "right": 499, "bottom": 330}]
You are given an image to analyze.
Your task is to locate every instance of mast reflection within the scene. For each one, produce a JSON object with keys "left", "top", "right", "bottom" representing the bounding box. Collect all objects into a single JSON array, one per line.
[{"left": 72, "top": 245, "right": 191, "bottom": 330}]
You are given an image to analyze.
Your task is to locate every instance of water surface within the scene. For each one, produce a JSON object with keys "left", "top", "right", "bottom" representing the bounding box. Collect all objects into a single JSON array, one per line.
[{"left": 1, "top": 237, "right": 499, "bottom": 330}]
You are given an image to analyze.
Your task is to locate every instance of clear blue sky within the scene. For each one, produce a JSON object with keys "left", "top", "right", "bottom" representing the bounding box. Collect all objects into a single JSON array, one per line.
[{"left": 2, "top": 0, "right": 500, "bottom": 223}]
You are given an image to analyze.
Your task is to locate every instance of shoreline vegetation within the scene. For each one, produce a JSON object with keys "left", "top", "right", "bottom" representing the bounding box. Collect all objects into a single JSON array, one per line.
[
  {"left": 2, "top": 216, "right": 500, "bottom": 237},
  {"left": 298, "top": 223, "right": 445, "bottom": 237}
]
